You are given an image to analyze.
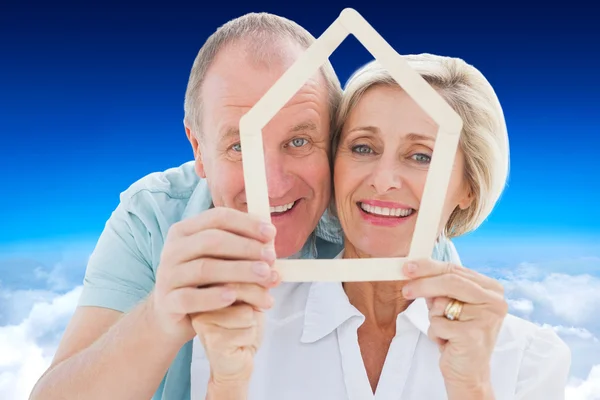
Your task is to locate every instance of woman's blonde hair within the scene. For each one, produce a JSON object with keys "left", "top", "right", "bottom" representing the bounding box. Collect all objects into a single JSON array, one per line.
[{"left": 332, "top": 54, "right": 510, "bottom": 238}]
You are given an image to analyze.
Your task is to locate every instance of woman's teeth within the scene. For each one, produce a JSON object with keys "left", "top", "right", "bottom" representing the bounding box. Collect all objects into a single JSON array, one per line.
[
  {"left": 359, "top": 202, "right": 414, "bottom": 217},
  {"left": 270, "top": 201, "right": 295, "bottom": 214}
]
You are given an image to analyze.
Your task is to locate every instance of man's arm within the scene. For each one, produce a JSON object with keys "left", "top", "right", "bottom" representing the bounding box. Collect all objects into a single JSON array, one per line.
[
  {"left": 30, "top": 196, "right": 186, "bottom": 400},
  {"left": 30, "top": 295, "right": 184, "bottom": 400},
  {"left": 29, "top": 194, "right": 277, "bottom": 400}
]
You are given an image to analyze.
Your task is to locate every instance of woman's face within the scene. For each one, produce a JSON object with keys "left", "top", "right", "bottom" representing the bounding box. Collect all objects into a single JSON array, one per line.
[{"left": 333, "top": 85, "right": 473, "bottom": 257}]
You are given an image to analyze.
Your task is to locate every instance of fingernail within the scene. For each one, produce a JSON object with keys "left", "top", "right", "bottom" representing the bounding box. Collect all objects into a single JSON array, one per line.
[
  {"left": 252, "top": 262, "right": 270, "bottom": 277},
  {"left": 405, "top": 262, "right": 417, "bottom": 274},
  {"left": 260, "top": 223, "right": 276, "bottom": 238},
  {"left": 222, "top": 288, "right": 236, "bottom": 302},
  {"left": 270, "top": 270, "right": 279, "bottom": 283},
  {"left": 262, "top": 246, "right": 276, "bottom": 262},
  {"left": 402, "top": 285, "right": 412, "bottom": 298}
]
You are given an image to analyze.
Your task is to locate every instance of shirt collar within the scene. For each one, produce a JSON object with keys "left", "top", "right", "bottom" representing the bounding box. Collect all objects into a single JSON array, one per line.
[
  {"left": 401, "top": 296, "right": 431, "bottom": 335},
  {"left": 300, "top": 281, "right": 362, "bottom": 343},
  {"left": 181, "top": 177, "right": 213, "bottom": 221},
  {"left": 301, "top": 251, "right": 434, "bottom": 343},
  {"left": 314, "top": 207, "right": 344, "bottom": 245},
  {"left": 300, "top": 281, "right": 431, "bottom": 344}
]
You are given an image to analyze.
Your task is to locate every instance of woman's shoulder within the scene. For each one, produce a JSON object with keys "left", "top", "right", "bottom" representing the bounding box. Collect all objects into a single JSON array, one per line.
[
  {"left": 499, "top": 313, "right": 570, "bottom": 357},
  {"left": 496, "top": 313, "right": 571, "bottom": 396}
]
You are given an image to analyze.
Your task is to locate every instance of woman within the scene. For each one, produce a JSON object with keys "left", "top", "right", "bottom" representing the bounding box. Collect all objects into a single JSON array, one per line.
[{"left": 190, "top": 54, "right": 570, "bottom": 399}]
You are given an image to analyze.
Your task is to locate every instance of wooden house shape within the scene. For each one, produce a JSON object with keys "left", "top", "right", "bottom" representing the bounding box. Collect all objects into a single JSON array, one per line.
[{"left": 238, "top": 8, "right": 463, "bottom": 282}]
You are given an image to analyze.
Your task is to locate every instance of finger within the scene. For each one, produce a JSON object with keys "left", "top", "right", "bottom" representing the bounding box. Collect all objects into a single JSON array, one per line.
[
  {"left": 402, "top": 273, "right": 490, "bottom": 304},
  {"left": 201, "top": 323, "right": 259, "bottom": 349},
  {"left": 451, "top": 266, "right": 504, "bottom": 294},
  {"left": 403, "top": 259, "right": 503, "bottom": 293},
  {"left": 191, "top": 304, "right": 261, "bottom": 330},
  {"left": 426, "top": 297, "right": 434, "bottom": 310},
  {"left": 169, "top": 206, "right": 276, "bottom": 242},
  {"left": 225, "top": 282, "right": 274, "bottom": 311},
  {"left": 429, "top": 315, "right": 459, "bottom": 342},
  {"left": 425, "top": 313, "right": 451, "bottom": 350},
  {"left": 171, "top": 258, "right": 280, "bottom": 289},
  {"left": 428, "top": 315, "right": 488, "bottom": 349},
  {"left": 171, "top": 229, "right": 277, "bottom": 264},
  {"left": 428, "top": 296, "right": 477, "bottom": 322},
  {"left": 167, "top": 286, "right": 238, "bottom": 314}
]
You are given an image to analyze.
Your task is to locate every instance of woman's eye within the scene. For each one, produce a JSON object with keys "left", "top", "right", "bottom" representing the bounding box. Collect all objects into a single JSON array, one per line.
[
  {"left": 231, "top": 143, "right": 241, "bottom": 152},
  {"left": 352, "top": 144, "right": 373, "bottom": 154},
  {"left": 289, "top": 138, "right": 308, "bottom": 147},
  {"left": 412, "top": 153, "right": 431, "bottom": 163}
]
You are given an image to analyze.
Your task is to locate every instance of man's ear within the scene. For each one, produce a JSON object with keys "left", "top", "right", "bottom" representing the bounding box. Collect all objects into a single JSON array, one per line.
[{"left": 185, "top": 125, "right": 206, "bottom": 179}]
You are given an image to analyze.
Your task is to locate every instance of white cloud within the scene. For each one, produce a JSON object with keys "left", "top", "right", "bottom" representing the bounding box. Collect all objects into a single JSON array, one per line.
[
  {"left": 489, "top": 261, "right": 600, "bottom": 399},
  {"left": 0, "top": 286, "right": 81, "bottom": 400},
  {"left": 0, "top": 288, "right": 57, "bottom": 326},
  {"left": 0, "top": 239, "right": 599, "bottom": 399},
  {"left": 33, "top": 262, "right": 78, "bottom": 292},
  {"left": 566, "top": 365, "right": 600, "bottom": 400},
  {"left": 503, "top": 271, "right": 600, "bottom": 327},
  {"left": 0, "top": 237, "right": 94, "bottom": 293},
  {"left": 546, "top": 325, "right": 598, "bottom": 342},
  {"left": 507, "top": 298, "right": 534, "bottom": 317}
]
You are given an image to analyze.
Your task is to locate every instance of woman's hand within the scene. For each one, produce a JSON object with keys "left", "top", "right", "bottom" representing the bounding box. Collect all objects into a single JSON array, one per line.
[
  {"left": 401, "top": 258, "right": 507, "bottom": 399},
  {"left": 190, "top": 279, "right": 279, "bottom": 394}
]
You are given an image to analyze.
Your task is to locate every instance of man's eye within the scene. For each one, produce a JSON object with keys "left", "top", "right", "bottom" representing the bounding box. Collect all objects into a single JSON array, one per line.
[
  {"left": 231, "top": 143, "right": 242, "bottom": 152},
  {"left": 289, "top": 138, "right": 308, "bottom": 147}
]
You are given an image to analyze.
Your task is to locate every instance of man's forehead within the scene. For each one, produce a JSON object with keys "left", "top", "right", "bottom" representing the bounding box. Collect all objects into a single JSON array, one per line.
[
  {"left": 204, "top": 71, "right": 326, "bottom": 106},
  {"left": 218, "top": 119, "right": 319, "bottom": 142},
  {"left": 201, "top": 40, "right": 331, "bottom": 142},
  {"left": 202, "top": 41, "right": 329, "bottom": 106}
]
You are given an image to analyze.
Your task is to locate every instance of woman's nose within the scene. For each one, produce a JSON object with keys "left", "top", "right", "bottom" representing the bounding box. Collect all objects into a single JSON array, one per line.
[{"left": 370, "top": 159, "right": 404, "bottom": 194}]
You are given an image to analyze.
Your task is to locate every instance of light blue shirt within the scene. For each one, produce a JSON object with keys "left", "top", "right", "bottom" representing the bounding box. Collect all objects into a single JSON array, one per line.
[{"left": 77, "top": 160, "right": 461, "bottom": 400}]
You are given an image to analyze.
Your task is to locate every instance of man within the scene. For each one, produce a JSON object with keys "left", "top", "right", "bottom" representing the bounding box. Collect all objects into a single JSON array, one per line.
[{"left": 30, "top": 12, "right": 461, "bottom": 400}]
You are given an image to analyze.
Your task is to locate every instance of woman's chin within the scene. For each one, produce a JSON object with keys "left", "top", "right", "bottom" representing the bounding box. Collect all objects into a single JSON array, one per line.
[{"left": 353, "top": 242, "right": 411, "bottom": 259}]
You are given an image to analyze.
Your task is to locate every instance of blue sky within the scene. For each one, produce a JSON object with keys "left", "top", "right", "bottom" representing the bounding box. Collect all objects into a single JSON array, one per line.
[
  {"left": 0, "top": 0, "right": 599, "bottom": 398},
  {"left": 0, "top": 1, "right": 598, "bottom": 245}
]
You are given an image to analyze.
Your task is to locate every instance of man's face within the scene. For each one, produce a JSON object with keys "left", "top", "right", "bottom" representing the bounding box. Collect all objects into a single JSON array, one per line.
[{"left": 187, "top": 41, "right": 332, "bottom": 258}]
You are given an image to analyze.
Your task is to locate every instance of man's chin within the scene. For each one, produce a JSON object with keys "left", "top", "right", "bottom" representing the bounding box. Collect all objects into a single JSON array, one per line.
[
  {"left": 273, "top": 230, "right": 311, "bottom": 259},
  {"left": 274, "top": 240, "right": 305, "bottom": 259}
]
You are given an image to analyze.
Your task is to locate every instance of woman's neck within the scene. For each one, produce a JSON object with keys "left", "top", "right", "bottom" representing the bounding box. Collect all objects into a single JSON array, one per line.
[{"left": 341, "top": 243, "right": 413, "bottom": 332}]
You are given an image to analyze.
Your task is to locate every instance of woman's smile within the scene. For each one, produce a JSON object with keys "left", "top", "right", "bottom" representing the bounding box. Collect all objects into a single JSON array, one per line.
[{"left": 357, "top": 199, "right": 416, "bottom": 227}]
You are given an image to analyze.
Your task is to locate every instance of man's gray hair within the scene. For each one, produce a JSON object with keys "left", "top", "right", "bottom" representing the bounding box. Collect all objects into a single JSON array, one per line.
[{"left": 184, "top": 12, "right": 342, "bottom": 139}]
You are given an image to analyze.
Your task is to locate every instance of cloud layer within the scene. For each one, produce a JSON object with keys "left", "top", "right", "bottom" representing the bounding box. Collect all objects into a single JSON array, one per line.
[
  {"left": 0, "top": 245, "right": 599, "bottom": 399},
  {"left": 483, "top": 260, "right": 600, "bottom": 399},
  {"left": 0, "top": 286, "right": 82, "bottom": 400}
]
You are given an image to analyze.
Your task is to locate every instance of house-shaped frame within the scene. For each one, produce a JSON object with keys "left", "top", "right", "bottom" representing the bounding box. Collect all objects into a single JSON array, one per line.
[{"left": 238, "top": 8, "right": 463, "bottom": 282}]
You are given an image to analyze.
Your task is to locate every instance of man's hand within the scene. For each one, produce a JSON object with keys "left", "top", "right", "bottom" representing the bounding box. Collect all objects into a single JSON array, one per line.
[
  {"left": 150, "top": 207, "right": 280, "bottom": 345},
  {"left": 28, "top": 207, "right": 281, "bottom": 400}
]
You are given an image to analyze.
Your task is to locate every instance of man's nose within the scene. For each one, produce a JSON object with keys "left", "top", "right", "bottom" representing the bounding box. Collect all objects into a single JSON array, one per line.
[{"left": 264, "top": 149, "right": 294, "bottom": 199}]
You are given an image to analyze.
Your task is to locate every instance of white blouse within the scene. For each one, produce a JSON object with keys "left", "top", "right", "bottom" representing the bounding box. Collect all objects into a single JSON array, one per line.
[{"left": 191, "top": 279, "right": 571, "bottom": 400}]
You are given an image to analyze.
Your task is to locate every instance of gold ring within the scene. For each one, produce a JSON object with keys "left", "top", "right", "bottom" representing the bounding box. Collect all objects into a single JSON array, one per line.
[{"left": 444, "top": 299, "right": 464, "bottom": 321}]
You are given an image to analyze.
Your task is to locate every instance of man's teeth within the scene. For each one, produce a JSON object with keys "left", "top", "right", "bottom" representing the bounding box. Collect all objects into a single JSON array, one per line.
[
  {"left": 360, "top": 202, "right": 414, "bottom": 217},
  {"left": 270, "top": 201, "right": 295, "bottom": 213}
]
